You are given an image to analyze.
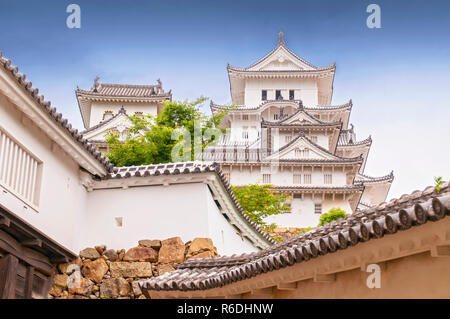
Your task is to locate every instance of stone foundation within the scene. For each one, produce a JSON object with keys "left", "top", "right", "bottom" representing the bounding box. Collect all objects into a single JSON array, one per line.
[{"left": 49, "top": 237, "right": 218, "bottom": 299}]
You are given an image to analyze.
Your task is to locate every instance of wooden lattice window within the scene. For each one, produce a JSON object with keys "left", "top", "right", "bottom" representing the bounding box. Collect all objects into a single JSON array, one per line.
[
  {"left": 0, "top": 128, "right": 43, "bottom": 207},
  {"left": 314, "top": 203, "right": 322, "bottom": 214},
  {"left": 303, "top": 174, "right": 312, "bottom": 184}
]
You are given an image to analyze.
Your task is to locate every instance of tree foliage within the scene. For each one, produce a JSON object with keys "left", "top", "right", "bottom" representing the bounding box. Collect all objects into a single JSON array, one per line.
[
  {"left": 232, "top": 184, "right": 291, "bottom": 226},
  {"left": 105, "top": 97, "right": 227, "bottom": 166},
  {"left": 318, "top": 207, "right": 346, "bottom": 226}
]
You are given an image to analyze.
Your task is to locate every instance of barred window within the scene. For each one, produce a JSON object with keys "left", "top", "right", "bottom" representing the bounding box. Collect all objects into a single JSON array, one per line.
[
  {"left": 289, "top": 90, "right": 295, "bottom": 100},
  {"left": 262, "top": 90, "right": 267, "bottom": 101},
  {"left": 302, "top": 149, "right": 310, "bottom": 158},
  {"left": 303, "top": 174, "right": 312, "bottom": 184},
  {"left": 275, "top": 90, "right": 282, "bottom": 100},
  {"left": 262, "top": 174, "right": 271, "bottom": 184},
  {"left": 293, "top": 174, "right": 301, "bottom": 184},
  {"left": 310, "top": 135, "right": 318, "bottom": 143},
  {"left": 0, "top": 128, "right": 43, "bottom": 207},
  {"left": 285, "top": 135, "right": 292, "bottom": 143},
  {"left": 324, "top": 173, "right": 332, "bottom": 184},
  {"left": 314, "top": 203, "right": 322, "bottom": 214},
  {"left": 242, "top": 114, "right": 249, "bottom": 120},
  {"left": 242, "top": 127, "right": 248, "bottom": 139}
]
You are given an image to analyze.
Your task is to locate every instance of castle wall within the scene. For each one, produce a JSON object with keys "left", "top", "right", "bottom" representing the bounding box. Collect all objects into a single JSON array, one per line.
[
  {"left": 244, "top": 77, "right": 318, "bottom": 108},
  {"left": 0, "top": 94, "right": 87, "bottom": 252}
]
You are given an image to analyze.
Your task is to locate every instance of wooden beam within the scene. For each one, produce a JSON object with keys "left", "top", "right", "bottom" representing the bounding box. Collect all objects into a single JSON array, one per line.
[
  {"left": 0, "top": 216, "right": 10, "bottom": 229},
  {"left": 277, "top": 282, "right": 297, "bottom": 290},
  {"left": 251, "top": 287, "right": 273, "bottom": 295},
  {"left": 0, "top": 254, "right": 19, "bottom": 299},
  {"left": 24, "top": 266, "right": 35, "bottom": 299},
  {"left": 313, "top": 273, "right": 336, "bottom": 283},
  {"left": 22, "top": 239, "right": 42, "bottom": 248},
  {"left": 431, "top": 245, "right": 450, "bottom": 257}
]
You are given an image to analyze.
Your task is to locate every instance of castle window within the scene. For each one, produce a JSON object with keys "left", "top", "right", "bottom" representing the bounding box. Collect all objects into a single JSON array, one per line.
[
  {"left": 262, "top": 90, "right": 267, "bottom": 101},
  {"left": 295, "top": 148, "right": 301, "bottom": 157},
  {"left": 242, "top": 127, "right": 248, "bottom": 139},
  {"left": 302, "top": 149, "right": 310, "bottom": 158},
  {"left": 289, "top": 90, "right": 295, "bottom": 100},
  {"left": 310, "top": 135, "right": 318, "bottom": 143},
  {"left": 303, "top": 174, "right": 312, "bottom": 184},
  {"left": 293, "top": 174, "right": 301, "bottom": 184},
  {"left": 242, "top": 114, "right": 249, "bottom": 120},
  {"left": 273, "top": 114, "right": 279, "bottom": 120},
  {"left": 275, "top": 90, "right": 282, "bottom": 100},
  {"left": 103, "top": 111, "right": 114, "bottom": 121},
  {"left": 0, "top": 128, "right": 43, "bottom": 207},
  {"left": 314, "top": 203, "right": 322, "bottom": 214},
  {"left": 285, "top": 135, "right": 292, "bottom": 143},
  {"left": 324, "top": 173, "right": 332, "bottom": 184},
  {"left": 262, "top": 174, "right": 271, "bottom": 184}
]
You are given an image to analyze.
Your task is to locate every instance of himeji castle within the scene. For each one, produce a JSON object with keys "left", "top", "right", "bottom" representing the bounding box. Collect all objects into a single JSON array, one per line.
[{"left": 202, "top": 32, "right": 393, "bottom": 227}]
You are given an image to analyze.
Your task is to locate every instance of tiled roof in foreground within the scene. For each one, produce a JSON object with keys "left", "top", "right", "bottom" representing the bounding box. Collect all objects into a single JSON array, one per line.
[
  {"left": 140, "top": 181, "right": 450, "bottom": 292},
  {"left": 105, "top": 161, "right": 275, "bottom": 245},
  {"left": 0, "top": 51, "right": 114, "bottom": 173}
]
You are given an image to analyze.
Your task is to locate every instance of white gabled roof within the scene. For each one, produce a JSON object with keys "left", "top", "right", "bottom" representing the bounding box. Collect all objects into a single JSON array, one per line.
[
  {"left": 266, "top": 132, "right": 359, "bottom": 162},
  {"left": 82, "top": 107, "right": 132, "bottom": 141}
]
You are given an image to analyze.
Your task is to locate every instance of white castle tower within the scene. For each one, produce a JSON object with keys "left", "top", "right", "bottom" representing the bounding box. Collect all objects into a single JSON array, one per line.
[
  {"left": 76, "top": 78, "right": 172, "bottom": 152},
  {"left": 202, "top": 32, "right": 393, "bottom": 227}
]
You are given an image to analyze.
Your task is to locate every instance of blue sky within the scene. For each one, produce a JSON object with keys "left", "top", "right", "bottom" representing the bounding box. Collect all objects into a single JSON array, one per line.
[{"left": 0, "top": 0, "right": 449, "bottom": 199}]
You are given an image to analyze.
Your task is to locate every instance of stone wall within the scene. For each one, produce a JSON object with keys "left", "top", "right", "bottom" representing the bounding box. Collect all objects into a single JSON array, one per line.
[{"left": 49, "top": 237, "right": 218, "bottom": 299}]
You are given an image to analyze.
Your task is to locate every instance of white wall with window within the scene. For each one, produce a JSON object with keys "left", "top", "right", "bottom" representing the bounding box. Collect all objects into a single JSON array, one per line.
[
  {"left": 244, "top": 78, "right": 318, "bottom": 108},
  {"left": 0, "top": 94, "right": 88, "bottom": 252}
]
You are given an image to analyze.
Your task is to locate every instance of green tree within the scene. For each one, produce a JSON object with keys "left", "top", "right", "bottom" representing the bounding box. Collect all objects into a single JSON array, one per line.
[
  {"left": 232, "top": 184, "right": 291, "bottom": 226},
  {"left": 318, "top": 207, "right": 346, "bottom": 226},
  {"left": 105, "top": 97, "right": 228, "bottom": 166}
]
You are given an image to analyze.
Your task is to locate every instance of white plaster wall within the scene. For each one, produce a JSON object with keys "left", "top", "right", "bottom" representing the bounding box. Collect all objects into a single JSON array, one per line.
[
  {"left": 265, "top": 197, "right": 352, "bottom": 228},
  {"left": 83, "top": 183, "right": 209, "bottom": 251},
  {"left": 89, "top": 101, "right": 159, "bottom": 128},
  {"left": 0, "top": 95, "right": 88, "bottom": 252},
  {"left": 83, "top": 182, "right": 259, "bottom": 254},
  {"left": 244, "top": 78, "right": 318, "bottom": 108},
  {"left": 204, "top": 186, "right": 258, "bottom": 255}
]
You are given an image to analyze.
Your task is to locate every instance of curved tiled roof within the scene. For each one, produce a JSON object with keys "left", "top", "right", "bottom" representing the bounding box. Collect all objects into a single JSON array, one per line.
[
  {"left": 355, "top": 171, "right": 394, "bottom": 184},
  {"left": 338, "top": 135, "right": 372, "bottom": 147},
  {"left": 140, "top": 182, "right": 450, "bottom": 292},
  {"left": 0, "top": 51, "right": 114, "bottom": 173},
  {"left": 227, "top": 64, "right": 336, "bottom": 74},
  {"left": 210, "top": 100, "right": 352, "bottom": 113},
  {"left": 104, "top": 161, "right": 275, "bottom": 245},
  {"left": 76, "top": 81, "right": 171, "bottom": 98}
]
